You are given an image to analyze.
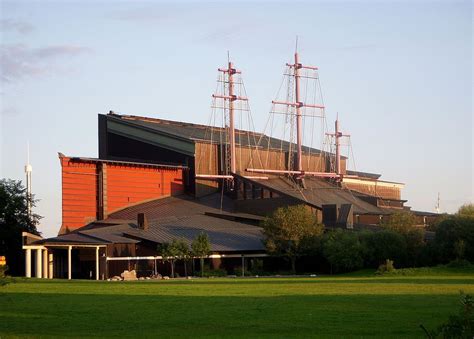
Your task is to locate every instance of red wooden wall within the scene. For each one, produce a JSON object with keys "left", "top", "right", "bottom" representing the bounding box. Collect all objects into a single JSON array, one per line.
[{"left": 59, "top": 155, "right": 183, "bottom": 234}]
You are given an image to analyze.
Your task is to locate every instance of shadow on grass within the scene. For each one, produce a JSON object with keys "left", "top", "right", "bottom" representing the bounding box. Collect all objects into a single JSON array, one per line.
[
  {"left": 0, "top": 292, "right": 461, "bottom": 337},
  {"left": 10, "top": 276, "right": 474, "bottom": 287}
]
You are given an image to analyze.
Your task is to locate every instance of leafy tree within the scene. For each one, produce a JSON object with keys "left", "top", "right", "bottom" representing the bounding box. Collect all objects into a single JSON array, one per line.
[
  {"left": 381, "top": 211, "right": 418, "bottom": 235},
  {"left": 0, "top": 179, "right": 41, "bottom": 276},
  {"left": 421, "top": 293, "right": 474, "bottom": 338},
  {"left": 435, "top": 215, "right": 474, "bottom": 263},
  {"left": 457, "top": 204, "right": 474, "bottom": 219},
  {"left": 191, "top": 232, "right": 210, "bottom": 277},
  {"left": 174, "top": 239, "right": 191, "bottom": 277},
  {"left": 359, "top": 230, "right": 407, "bottom": 268},
  {"left": 261, "top": 205, "right": 324, "bottom": 273},
  {"left": 322, "top": 229, "right": 364, "bottom": 274},
  {"left": 157, "top": 240, "right": 180, "bottom": 278},
  {"left": 382, "top": 211, "right": 425, "bottom": 267}
]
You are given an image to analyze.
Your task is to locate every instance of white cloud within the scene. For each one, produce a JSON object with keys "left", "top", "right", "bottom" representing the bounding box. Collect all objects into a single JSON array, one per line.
[{"left": 0, "top": 44, "right": 91, "bottom": 83}]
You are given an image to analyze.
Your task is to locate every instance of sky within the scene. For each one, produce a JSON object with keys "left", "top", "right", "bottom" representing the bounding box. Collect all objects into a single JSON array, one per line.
[{"left": 1, "top": 0, "right": 472, "bottom": 237}]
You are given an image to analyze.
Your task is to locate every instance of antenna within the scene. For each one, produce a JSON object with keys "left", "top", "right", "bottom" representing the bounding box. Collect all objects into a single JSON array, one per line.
[
  {"left": 25, "top": 142, "right": 33, "bottom": 218},
  {"left": 435, "top": 192, "right": 440, "bottom": 214}
]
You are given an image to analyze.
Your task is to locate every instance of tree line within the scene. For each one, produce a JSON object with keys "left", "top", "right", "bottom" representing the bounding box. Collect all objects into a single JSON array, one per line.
[{"left": 262, "top": 204, "right": 474, "bottom": 274}]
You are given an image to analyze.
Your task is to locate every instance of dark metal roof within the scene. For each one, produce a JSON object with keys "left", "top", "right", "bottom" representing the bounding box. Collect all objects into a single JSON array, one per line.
[
  {"left": 108, "top": 194, "right": 235, "bottom": 221},
  {"left": 79, "top": 224, "right": 140, "bottom": 244},
  {"left": 124, "top": 214, "right": 265, "bottom": 252},
  {"left": 54, "top": 193, "right": 266, "bottom": 252},
  {"left": 106, "top": 113, "right": 333, "bottom": 156},
  {"left": 34, "top": 233, "right": 109, "bottom": 245},
  {"left": 240, "top": 175, "right": 388, "bottom": 215}
]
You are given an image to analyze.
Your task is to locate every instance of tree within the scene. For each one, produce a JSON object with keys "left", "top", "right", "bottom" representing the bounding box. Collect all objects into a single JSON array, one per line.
[
  {"left": 381, "top": 211, "right": 425, "bottom": 267},
  {"left": 0, "top": 179, "right": 41, "bottom": 276},
  {"left": 157, "top": 240, "right": 180, "bottom": 278},
  {"left": 435, "top": 215, "right": 474, "bottom": 263},
  {"left": 322, "top": 229, "right": 364, "bottom": 274},
  {"left": 456, "top": 204, "right": 474, "bottom": 219},
  {"left": 381, "top": 211, "right": 418, "bottom": 235},
  {"left": 262, "top": 205, "right": 324, "bottom": 273},
  {"left": 191, "top": 232, "right": 210, "bottom": 277},
  {"left": 174, "top": 239, "right": 191, "bottom": 277},
  {"left": 359, "top": 230, "right": 407, "bottom": 268}
]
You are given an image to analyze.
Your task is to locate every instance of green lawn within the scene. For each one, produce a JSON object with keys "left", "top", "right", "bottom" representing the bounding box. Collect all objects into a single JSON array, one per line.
[{"left": 1, "top": 268, "right": 474, "bottom": 338}]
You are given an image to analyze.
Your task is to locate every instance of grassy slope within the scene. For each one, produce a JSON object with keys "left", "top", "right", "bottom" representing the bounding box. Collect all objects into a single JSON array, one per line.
[{"left": 1, "top": 268, "right": 473, "bottom": 338}]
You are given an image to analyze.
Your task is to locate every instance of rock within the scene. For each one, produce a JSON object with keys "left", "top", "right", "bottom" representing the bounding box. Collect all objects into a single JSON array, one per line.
[
  {"left": 145, "top": 277, "right": 151, "bottom": 280},
  {"left": 163, "top": 276, "right": 170, "bottom": 280},
  {"left": 138, "top": 277, "right": 145, "bottom": 280},
  {"left": 120, "top": 270, "right": 138, "bottom": 281}
]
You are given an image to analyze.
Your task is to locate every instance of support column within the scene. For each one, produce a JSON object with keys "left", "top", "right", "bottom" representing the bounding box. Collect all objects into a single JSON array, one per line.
[
  {"left": 36, "top": 249, "right": 42, "bottom": 278},
  {"left": 68, "top": 246, "right": 72, "bottom": 280},
  {"left": 48, "top": 252, "right": 54, "bottom": 279},
  {"left": 95, "top": 246, "right": 99, "bottom": 281},
  {"left": 42, "top": 249, "right": 48, "bottom": 278},
  {"left": 25, "top": 248, "right": 31, "bottom": 278}
]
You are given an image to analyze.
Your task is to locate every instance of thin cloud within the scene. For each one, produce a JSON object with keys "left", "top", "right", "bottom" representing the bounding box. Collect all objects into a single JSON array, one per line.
[
  {"left": 0, "top": 19, "right": 34, "bottom": 34},
  {"left": 0, "top": 44, "right": 91, "bottom": 83},
  {"left": 0, "top": 107, "right": 20, "bottom": 117}
]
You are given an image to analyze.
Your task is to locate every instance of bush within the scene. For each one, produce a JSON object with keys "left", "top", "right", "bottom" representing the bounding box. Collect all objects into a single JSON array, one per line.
[
  {"left": 359, "top": 230, "right": 407, "bottom": 268},
  {"left": 421, "top": 292, "right": 474, "bottom": 338},
  {"left": 322, "top": 229, "right": 364, "bottom": 274},
  {"left": 0, "top": 265, "right": 9, "bottom": 286},
  {"left": 201, "top": 268, "right": 228, "bottom": 277},
  {"left": 376, "top": 259, "right": 396, "bottom": 275},
  {"left": 446, "top": 259, "right": 473, "bottom": 269},
  {"left": 435, "top": 216, "right": 474, "bottom": 263}
]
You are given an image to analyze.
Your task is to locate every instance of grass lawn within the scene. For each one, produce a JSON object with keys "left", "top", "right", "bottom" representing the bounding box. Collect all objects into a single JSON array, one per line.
[{"left": 1, "top": 267, "right": 473, "bottom": 338}]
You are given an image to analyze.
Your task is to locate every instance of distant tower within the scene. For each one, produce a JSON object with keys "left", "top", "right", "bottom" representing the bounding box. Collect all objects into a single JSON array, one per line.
[
  {"left": 25, "top": 143, "right": 32, "bottom": 218},
  {"left": 435, "top": 192, "right": 440, "bottom": 214}
]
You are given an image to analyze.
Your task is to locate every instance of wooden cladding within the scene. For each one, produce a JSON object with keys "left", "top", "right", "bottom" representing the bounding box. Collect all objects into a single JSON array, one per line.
[
  {"left": 59, "top": 156, "right": 184, "bottom": 234},
  {"left": 195, "top": 141, "right": 336, "bottom": 176}
]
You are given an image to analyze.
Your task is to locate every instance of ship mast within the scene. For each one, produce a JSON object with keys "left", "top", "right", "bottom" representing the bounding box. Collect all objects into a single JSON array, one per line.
[
  {"left": 326, "top": 115, "right": 350, "bottom": 175},
  {"left": 195, "top": 58, "right": 248, "bottom": 182},
  {"left": 246, "top": 45, "right": 341, "bottom": 179}
]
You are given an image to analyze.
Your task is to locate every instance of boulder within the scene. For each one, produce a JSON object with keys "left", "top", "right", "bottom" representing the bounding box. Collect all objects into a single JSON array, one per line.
[{"left": 120, "top": 270, "right": 138, "bottom": 281}]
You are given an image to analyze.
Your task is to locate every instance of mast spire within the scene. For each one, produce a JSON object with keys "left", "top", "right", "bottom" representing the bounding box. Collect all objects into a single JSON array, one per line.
[
  {"left": 326, "top": 115, "right": 350, "bottom": 176},
  {"left": 212, "top": 57, "right": 248, "bottom": 176},
  {"left": 270, "top": 43, "right": 324, "bottom": 174}
]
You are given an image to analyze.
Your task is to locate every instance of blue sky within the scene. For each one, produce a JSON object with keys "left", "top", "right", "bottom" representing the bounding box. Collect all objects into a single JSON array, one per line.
[{"left": 1, "top": 0, "right": 472, "bottom": 237}]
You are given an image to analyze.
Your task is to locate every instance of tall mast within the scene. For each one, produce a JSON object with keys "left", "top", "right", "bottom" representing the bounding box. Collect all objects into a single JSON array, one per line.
[
  {"left": 228, "top": 61, "right": 236, "bottom": 174},
  {"left": 326, "top": 115, "right": 350, "bottom": 176},
  {"left": 294, "top": 52, "right": 303, "bottom": 172},
  {"left": 246, "top": 46, "right": 342, "bottom": 179},
  {"left": 271, "top": 48, "right": 323, "bottom": 173},
  {"left": 212, "top": 60, "right": 247, "bottom": 175}
]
